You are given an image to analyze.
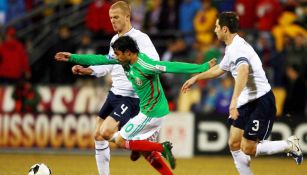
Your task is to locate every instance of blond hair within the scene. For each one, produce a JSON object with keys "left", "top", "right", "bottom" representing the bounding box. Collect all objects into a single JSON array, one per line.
[{"left": 111, "top": 1, "right": 131, "bottom": 16}]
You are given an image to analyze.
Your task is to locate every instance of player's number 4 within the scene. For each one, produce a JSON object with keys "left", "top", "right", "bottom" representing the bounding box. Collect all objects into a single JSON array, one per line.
[
  {"left": 252, "top": 120, "right": 259, "bottom": 131},
  {"left": 121, "top": 104, "right": 128, "bottom": 114}
]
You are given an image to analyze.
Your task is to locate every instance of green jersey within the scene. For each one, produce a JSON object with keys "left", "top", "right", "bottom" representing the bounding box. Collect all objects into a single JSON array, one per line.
[{"left": 70, "top": 53, "right": 210, "bottom": 117}]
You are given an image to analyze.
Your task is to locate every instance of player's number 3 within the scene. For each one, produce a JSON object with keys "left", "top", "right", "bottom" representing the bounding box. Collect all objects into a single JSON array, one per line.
[{"left": 252, "top": 120, "right": 259, "bottom": 131}]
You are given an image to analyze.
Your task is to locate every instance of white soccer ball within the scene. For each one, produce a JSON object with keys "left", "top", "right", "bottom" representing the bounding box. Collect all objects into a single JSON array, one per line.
[{"left": 28, "top": 163, "right": 51, "bottom": 175}]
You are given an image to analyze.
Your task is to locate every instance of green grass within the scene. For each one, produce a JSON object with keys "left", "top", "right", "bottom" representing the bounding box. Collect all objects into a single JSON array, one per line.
[{"left": 0, "top": 153, "right": 305, "bottom": 175}]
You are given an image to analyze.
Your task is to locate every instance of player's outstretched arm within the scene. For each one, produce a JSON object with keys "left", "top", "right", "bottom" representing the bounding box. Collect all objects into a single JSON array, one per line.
[
  {"left": 72, "top": 65, "right": 93, "bottom": 75},
  {"left": 181, "top": 64, "right": 225, "bottom": 93},
  {"left": 181, "top": 76, "right": 199, "bottom": 94},
  {"left": 150, "top": 58, "right": 217, "bottom": 74},
  {"left": 55, "top": 53, "right": 119, "bottom": 65}
]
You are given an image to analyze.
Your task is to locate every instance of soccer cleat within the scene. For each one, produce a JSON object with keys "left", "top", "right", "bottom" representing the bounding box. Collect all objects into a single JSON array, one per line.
[
  {"left": 161, "top": 141, "right": 176, "bottom": 169},
  {"left": 286, "top": 136, "right": 303, "bottom": 165},
  {"left": 130, "top": 151, "right": 141, "bottom": 161}
]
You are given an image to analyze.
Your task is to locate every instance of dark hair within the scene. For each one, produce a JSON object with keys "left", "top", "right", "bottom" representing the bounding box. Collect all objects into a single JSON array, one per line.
[
  {"left": 217, "top": 12, "right": 239, "bottom": 33},
  {"left": 111, "top": 36, "right": 139, "bottom": 53}
]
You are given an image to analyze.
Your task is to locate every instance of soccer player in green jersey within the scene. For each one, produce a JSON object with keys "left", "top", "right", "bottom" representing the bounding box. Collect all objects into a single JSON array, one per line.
[{"left": 55, "top": 35, "right": 215, "bottom": 171}]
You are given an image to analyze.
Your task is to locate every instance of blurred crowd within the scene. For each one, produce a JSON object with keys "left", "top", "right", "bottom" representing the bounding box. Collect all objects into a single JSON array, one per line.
[{"left": 0, "top": 0, "right": 306, "bottom": 116}]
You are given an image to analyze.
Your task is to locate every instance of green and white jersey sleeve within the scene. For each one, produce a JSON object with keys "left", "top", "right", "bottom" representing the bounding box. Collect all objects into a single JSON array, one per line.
[
  {"left": 69, "top": 54, "right": 118, "bottom": 65},
  {"left": 135, "top": 53, "right": 210, "bottom": 74}
]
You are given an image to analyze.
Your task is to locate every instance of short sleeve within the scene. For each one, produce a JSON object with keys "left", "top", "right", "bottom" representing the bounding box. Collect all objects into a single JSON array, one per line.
[
  {"left": 232, "top": 47, "right": 250, "bottom": 69},
  {"left": 234, "top": 57, "right": 249, "bottom": 69},
  {"left": 219, "top": 55, "right": 230, "bottom": 71}
]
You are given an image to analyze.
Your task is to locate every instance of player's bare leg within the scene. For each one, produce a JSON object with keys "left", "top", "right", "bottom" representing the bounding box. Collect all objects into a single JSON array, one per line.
[
  {"left": 109, "top": 131, "right": 141, "bottom": 161},
  {"left": 229, "top": 126, "right": 253, "bottom": 175},
  {"left": 94, "top": 116, "right": 119, "bottom": 175},
  {"left": 100, "top": 117, "right": 119, "bottom": 140}
]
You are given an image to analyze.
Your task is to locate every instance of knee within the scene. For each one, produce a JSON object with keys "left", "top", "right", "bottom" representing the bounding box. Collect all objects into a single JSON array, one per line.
[
  {"left": 228, "top": 139, "right": 241, "bottom": 151},
  {"left": 100, "top": 128, "right": 114, "bottom": 140},
  {"left": 241, "top": 145, "right": 256, "bottom": 156},
  {"left": 94, "top": 131, "right": 104, "bottom": 141},
  {"left": 94, "top": 128, "right": 114, "bottom": 141}
]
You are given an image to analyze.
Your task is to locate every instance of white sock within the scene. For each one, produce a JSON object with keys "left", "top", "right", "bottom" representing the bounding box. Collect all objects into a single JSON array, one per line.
[
  {"left": 95, "top": 140, "right": 110, "bottom": 175},
  {"left": 231, "top": 150, "right": 253, "bottom": 175},
  {"left": 256, "top": 140, "right": 289, "bottom": 156}
]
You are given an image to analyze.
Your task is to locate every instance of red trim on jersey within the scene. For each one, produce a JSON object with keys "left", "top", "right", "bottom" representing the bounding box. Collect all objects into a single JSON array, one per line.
[
  {"left": 135, "top": 67, "right": 151, "bottom": 79},
  {"left": 147, "top": 78, "right": 161, "bottom": 112},
  {"left": 145, "top": 78, "right": 155, "bottom": 111}
]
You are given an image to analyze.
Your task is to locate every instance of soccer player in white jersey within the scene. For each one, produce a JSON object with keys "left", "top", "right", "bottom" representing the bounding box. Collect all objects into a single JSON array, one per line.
[
  {"left": 70, "top": 1, "right": 166, "bottom": 175},
  {"left": 182, "top": 12, "right": 303, "bottom": 174}
]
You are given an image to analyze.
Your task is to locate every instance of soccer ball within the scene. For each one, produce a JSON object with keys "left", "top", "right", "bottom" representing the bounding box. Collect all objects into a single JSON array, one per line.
[{"left": 28, "top": 163, "right": 51, "bottom": 175}]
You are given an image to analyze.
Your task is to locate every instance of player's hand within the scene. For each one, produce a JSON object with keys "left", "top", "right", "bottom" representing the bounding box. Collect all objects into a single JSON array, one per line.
[
  {"left": 72, "top": 65, "right": 93, "bottom": 75},
  {"left": 208, "top": 58, "right": 217, "bottom": 68},
  {"left": 181, "top": 75, "right": 198, "bottom": 93},
  {"left": 229, "top": 99, "right": 239, "bottom": 120},
  {"left": 55, "top": 52, "right": 71, "bottom": 61}
]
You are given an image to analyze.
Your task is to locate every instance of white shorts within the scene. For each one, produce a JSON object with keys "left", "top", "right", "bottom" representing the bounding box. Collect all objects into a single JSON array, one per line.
[{"left": 120, "top": 112, "right": 164, "bottom": 142}]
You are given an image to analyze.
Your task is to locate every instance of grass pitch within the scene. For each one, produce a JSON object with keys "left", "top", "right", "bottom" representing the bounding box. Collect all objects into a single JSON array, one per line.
[{"left": 0, "top": 153, "right": 305, "bottom": 175}]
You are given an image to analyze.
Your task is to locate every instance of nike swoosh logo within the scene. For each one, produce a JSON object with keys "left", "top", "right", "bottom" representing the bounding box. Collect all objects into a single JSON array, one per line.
[
  {"left": 248, "top": 132, "right": 257, "bottom": 135},
  {"left": 114, "top": 112, "right": 121, "bottom": 117}
]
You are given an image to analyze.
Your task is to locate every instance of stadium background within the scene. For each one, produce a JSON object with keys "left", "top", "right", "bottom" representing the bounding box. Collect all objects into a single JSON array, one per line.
[{"left": 0, "top": 0, "right": 306, "bottom": 174}]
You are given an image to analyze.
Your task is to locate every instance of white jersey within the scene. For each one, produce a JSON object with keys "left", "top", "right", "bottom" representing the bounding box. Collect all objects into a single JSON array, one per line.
[
  {"left": 90, "top": 28, "right": 159, "bottom": 98},
  {"left": 219, "top": 35, "right": 271, "bottom": 107}
]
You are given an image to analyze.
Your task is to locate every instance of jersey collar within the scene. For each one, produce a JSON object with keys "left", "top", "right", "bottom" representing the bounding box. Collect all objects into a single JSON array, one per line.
[{"left": 123, "top": 27, "right": 134, "bottom": 36}]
